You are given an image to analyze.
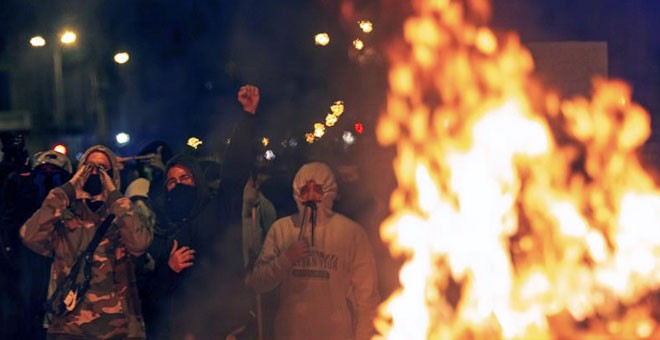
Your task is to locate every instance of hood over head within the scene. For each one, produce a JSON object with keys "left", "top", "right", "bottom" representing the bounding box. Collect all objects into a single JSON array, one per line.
[
  {"left": 165, "top": 153, "right": 210, "bottom": 217},
  {"left": 79, "top": 145, "right": 121, "bottom": 188},
  {"left": 292, "top": 162, "right": 337, "bottom": 216}
]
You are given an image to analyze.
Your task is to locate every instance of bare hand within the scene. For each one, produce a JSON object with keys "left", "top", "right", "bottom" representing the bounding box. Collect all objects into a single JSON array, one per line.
[
  {"left": 70, "top": 164, "right": 92, "bottom": 197},
  {"left": 98, "top": 167, "right": 117, "bottom": 193},
  {"left": 237, "top": 85, "right": 260, "bottom": 115},
  {"left": 285, "top": 239, "right": 310, "bottom": 264},
  {"left": 168, "top": 239, "right": 195, "bottom": 273}
]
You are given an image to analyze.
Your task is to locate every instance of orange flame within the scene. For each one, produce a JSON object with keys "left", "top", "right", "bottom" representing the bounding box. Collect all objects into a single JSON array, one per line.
[{"left": 375, "top": 0, "right": 660, "bottom": 339}]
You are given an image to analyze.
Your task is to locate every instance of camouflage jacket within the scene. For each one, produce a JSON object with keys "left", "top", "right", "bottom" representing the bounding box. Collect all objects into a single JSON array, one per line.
[{"left": 20, "top": 182, "right": 152, "bottom": 339}]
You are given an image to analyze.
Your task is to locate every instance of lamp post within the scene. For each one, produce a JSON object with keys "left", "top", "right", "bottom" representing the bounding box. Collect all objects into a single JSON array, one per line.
[{"left": 29, "top": 29, "right": 77, "bottom": 129}]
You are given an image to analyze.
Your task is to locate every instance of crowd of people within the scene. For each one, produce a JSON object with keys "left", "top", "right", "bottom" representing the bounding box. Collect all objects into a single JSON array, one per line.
[{"left": 0, "top": 85, "right": 386, "bottom": 340}]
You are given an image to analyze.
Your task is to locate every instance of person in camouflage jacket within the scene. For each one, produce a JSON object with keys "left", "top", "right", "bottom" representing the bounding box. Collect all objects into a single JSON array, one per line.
[{"left": 20, "top": 145, "right": 152, "bottom": 340}]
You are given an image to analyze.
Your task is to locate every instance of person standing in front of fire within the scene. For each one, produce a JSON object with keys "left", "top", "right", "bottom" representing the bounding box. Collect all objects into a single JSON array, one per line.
[{"left": 245, "top": 161, "right": 381, "bottom": 340}]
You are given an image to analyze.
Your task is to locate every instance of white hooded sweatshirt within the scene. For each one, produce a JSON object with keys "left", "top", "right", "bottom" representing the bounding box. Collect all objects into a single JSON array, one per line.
[{"left": 245, "top": 162, "right": 380, "bottom": 340}]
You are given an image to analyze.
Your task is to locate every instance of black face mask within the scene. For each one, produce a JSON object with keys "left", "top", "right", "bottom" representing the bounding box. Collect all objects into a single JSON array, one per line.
[
  {"left": 83, "top": 174, "right": 104, "bottom": 196},
  {"left": 165, "top": 184, "right": 197, "bottom": 222}
]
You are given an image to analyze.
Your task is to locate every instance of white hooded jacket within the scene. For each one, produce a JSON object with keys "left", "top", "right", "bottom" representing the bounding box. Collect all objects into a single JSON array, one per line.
[{"left": 245, "top": 162, "right": 380, "bottom": 340}]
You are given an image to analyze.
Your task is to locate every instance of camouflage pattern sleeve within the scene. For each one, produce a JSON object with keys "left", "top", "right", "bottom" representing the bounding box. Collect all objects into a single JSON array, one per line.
[
  {"left": 107, "top": 190, "right": 152, "bottom": 256},
  {"left": 19, "top": 186, "right": 71, "bottom": 257}
]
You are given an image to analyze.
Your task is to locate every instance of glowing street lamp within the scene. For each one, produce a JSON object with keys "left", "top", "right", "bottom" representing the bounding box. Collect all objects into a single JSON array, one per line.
[
  {"left": 29, "top": 36, "right": 46, "bottom": 47},
  {"left": 114, "top": 52, "right": 130, "bottom": 64},
  {"left": 60, "top": 30, "right": 77, "bottom": 45},
  {"left": 115, "top": 132, "right": 130, "bottom": 146},
  {"left": 28, "top": 29, "right": 78, "bottom": 128}
]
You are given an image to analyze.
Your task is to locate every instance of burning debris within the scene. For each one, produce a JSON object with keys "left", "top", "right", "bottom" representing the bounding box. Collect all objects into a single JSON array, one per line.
[{"left": 374, "top": 0, "right": 660, "bottom": 339}]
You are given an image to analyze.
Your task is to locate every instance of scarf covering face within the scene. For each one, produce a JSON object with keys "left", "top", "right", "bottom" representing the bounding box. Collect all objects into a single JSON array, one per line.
[
  {"left": 76, "top": 145, "right": 122, "bottom": 201},
  {"left": 165, "top": 183, "right": 198, "bottom": 222},
  {"left": 292, "top": 162, "right": 338, "bottom": 217}
]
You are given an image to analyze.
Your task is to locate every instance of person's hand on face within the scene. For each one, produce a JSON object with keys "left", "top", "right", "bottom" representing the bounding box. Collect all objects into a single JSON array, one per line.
[
  {"left": 70, "top": 163, "right": 93, "bottom": 197},
  {"left": 83, "top": 151, "right": 113, "bottom": 197},
  {"left": 98, "top": 167, "right": 116, "bottom": 193}
]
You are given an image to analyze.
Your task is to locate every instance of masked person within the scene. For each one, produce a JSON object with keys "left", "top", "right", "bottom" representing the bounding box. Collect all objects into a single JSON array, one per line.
[
  {"left": 245, "top": 162, "right": 381, "bottom": 340},
  {"left": 20, "top": 145, "right": 152, "bottom": 340},
  {"left": 143, "top": 85, "right": 260, "bottom": 339},
  {"left": 0, "top": 150, "right": 72, "bottom": 339}
]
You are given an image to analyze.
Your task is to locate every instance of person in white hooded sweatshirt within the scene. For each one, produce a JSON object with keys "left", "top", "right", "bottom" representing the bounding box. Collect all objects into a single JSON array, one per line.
[{"left": 245, "top": 162, "right": 380, "bottom": 340}]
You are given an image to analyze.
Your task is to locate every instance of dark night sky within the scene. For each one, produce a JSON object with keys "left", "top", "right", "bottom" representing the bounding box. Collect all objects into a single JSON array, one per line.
[{"left": 0, "top": 0, "right": 658, "bottom": 158}]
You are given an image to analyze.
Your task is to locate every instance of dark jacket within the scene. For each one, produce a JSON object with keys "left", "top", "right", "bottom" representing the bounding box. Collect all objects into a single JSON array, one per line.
[{"left": 145, "top": 115, "right": 256, "bottom": 339}]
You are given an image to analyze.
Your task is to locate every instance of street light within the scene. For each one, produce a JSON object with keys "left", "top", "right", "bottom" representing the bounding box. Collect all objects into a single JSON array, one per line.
[
  {"left": 60, "top": 31, "right": 77, "bottom": 45},
  {"left": 29, "top": 36, "right": 46, "bottom": 47},
  {"left": 29, "top": 29, "right": 78, "bottom": 128},
  {"left": 113, "top": 52, "right": 130, "bottom": 64}
]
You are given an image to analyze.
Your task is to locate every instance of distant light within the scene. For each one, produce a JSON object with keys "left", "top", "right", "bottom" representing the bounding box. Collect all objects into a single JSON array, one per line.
[
  {"left": 60, "top": 31, "right": 77, "bottom": 45},
  {"left": 30, "top": 36, "right": 46, "bottom": 47},
  {"left": 114, "top": 52, "right": 130, "bottom": 64},
  {"left": 315, "top": 33, "right": 330, "bottom": 46},
  {"left": 353, "top": 39, "right": 364, "bottom": 51},
  {"left": 53, "top": 144, "right": 67, "bottom": 155},
  {"left": 358, "top": 21, "right": 373, "bottom": 33},
  {"left": 262, "top": 137, "right": 270, "bottom": 147},
  {"left": 305, "top": 133, "right": 316, "bottom": 144},
  {"left": 331, "top": 101, "right": 344, "bottom": 116},
  {"left": 354, "top": 122, "right": 364, "bottom": 135},
  {"left": 342, "top": 131, "right": 356, "bottom": 145},
  {"left": 313, "top": 123, "right": 326, "bottom": 138},
  {"left": 187, "top": 137, "right": 204, "bottom": 149},
  {"left": 75, "top": 152, "right": 83, "bottom": 161},
  {"left": 115, "top": 132, "right": 130, "bottom": 145},
  {"left": 325, "top": 113, "right": 338, "bottom": 127},
  {"left": 288, "top": 138, "right": 298, "bottom": 147},
  {"left": 264, "top": 149, "right": 276, "bottom": 161}
]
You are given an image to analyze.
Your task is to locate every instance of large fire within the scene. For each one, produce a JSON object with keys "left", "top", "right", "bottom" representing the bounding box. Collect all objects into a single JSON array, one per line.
[{"left": 374, "top": 0, "right": 660, "bottom": 339}]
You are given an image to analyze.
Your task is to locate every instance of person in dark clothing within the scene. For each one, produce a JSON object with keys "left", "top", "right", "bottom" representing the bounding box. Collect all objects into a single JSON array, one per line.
[
  {"left": 0, "top": 131, "right": 30, "bottom": 340},
  {"left": 0, "top": 150, "right": 72, "bottom": 340},
  {"left": 2, "top": 150, "right": 72, "bottom": 339},
  {"left": 142, "top": 85, "right": 260, "bottom": 339}
]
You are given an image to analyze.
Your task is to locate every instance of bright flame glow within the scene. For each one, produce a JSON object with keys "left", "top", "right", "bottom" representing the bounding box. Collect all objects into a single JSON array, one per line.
[
  {"left": 30, "top": 36, "right": 46, "bottom": 47},
  {"left": 315, "top": 33, "right": 330, "bottom": 46},
  {"left": 376, "top": 0, "right": 660, "bottom": 339},
  {"left": 114, "top": 52, "right": 130, "bottom": 64},
  {"left": 305, "top": 133, "right": 315, "bottom": 144}
]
